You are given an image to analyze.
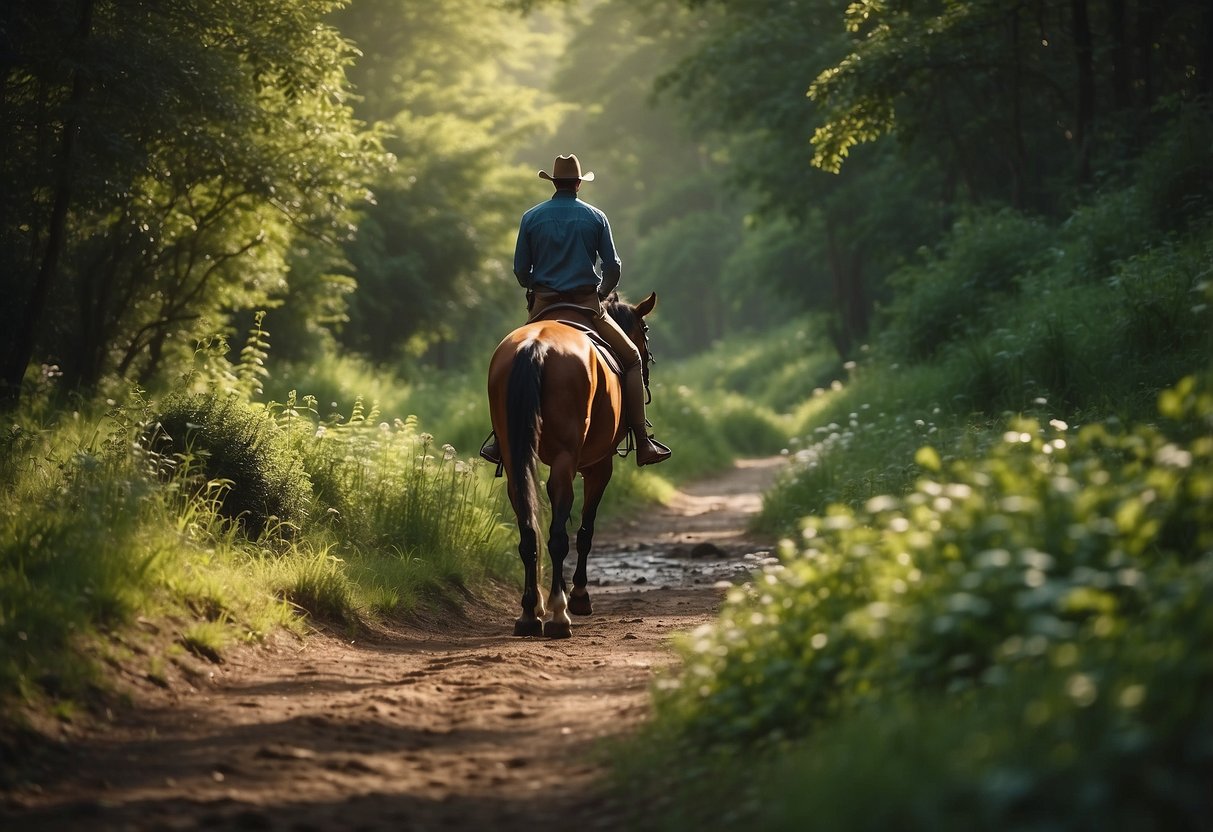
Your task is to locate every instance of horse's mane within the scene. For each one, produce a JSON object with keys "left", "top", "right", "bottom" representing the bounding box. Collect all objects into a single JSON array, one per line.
[{"left": 602, "top": 291, "right": 638, "bottom": 334}]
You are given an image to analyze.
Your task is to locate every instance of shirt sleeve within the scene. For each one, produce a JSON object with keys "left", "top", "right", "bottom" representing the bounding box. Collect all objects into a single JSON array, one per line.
[
  {"left": 513, "top": 215, "right": 533, "bottom": 288},
  {"left": 597, "top": 213, "right": 621, "bottom": 297}
]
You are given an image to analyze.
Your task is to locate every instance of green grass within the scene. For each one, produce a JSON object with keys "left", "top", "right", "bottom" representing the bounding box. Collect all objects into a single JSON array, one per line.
[
  {"left": 264, "top": 351, "right": 492, "bottom": 457},
  {"left": 0, "top": 379, "right": 516, "bottom": 725},
  {"left": 757, "top": 208, "right": 1213, "bottom": 537}
]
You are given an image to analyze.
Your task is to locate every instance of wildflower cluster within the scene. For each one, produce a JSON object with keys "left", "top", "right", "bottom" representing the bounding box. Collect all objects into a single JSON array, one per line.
[{"left": 762, "top": 401, "right": 986, "bottom": 532}]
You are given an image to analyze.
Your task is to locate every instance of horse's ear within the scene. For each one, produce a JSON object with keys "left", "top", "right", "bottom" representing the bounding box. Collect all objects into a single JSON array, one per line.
[{"left": 635, "top": 292, "right": 657, "bottom": 318}]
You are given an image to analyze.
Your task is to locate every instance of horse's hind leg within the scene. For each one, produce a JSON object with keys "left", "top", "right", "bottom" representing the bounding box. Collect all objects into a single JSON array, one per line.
[
  {"left": 543, "top": 455, "right": 577, "bottom": 639},
  {"left": 570, "top": 456, "right": 613, "bottom": 617},
  {"left": 514, "top": 526, "right": 544, "bottom": 637},
  {"left": 510, "top": 482, "right": 544, "bottom": 637}
]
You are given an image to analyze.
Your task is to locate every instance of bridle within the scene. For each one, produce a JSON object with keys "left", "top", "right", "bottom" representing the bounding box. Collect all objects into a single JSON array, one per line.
[{"left": 637, "top": 320, "right": 655, "bottom": 405}]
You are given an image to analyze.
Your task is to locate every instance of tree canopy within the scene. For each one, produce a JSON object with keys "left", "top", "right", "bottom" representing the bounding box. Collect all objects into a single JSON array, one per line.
[
  {"left": 2, "top": 0, "right": 1210, "bottom": 399},
  {"left": 1, "top": 0, "right": 384, "bottom": 399}
]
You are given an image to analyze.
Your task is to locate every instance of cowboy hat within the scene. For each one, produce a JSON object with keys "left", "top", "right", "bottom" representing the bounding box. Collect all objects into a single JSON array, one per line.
[{"left": 538, "top": 154, "right": 595, "bottom": 182}]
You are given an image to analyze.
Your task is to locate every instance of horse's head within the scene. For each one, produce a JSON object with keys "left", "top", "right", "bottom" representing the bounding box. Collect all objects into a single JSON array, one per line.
[{"left": 604, "top": 291, "right": 658, "bottom": 390}]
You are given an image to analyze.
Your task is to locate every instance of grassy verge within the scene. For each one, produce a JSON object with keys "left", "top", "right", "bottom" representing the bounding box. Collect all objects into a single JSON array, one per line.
[
  {"left": 0, "top": 380, "right": 514, "bottom": 728},
  {"left": 757, "top": 202, "right": 1213, "bottom": 536}
]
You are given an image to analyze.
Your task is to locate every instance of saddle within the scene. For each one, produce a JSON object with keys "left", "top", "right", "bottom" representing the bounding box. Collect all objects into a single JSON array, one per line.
[{"left": 529, "top": 302, "right": 625, "bottom": 376}]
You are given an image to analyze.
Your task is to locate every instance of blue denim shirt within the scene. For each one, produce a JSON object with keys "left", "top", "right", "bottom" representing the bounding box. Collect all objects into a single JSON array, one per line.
[{"left": 513, "top": 190, "right": 621, "bottom": 296}]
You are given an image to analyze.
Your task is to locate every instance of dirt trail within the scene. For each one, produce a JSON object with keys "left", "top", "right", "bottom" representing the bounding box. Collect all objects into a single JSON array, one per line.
[{"left": 3, "top": 457, "right": 786, "bottom": 832}]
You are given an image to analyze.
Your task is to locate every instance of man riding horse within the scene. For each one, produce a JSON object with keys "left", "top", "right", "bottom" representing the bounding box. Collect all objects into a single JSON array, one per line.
[{"left": 481, "top": 154, "right": 672, "bottom": 467}]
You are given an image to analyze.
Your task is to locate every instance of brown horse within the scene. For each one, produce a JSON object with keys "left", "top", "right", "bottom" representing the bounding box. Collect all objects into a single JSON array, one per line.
[{"left": 487, "top": 292, "right": 658, "bottom": 638}]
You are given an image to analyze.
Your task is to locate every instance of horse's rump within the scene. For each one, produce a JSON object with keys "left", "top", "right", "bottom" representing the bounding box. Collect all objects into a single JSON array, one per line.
[{"left": 488, "top": 321, "right": 624, "bottom": 471}]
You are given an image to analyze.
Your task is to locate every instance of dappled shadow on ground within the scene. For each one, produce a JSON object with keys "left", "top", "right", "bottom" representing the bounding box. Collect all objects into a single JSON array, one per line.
[{"left": 11, "top": 789, "right": 627, "bottom": 832}]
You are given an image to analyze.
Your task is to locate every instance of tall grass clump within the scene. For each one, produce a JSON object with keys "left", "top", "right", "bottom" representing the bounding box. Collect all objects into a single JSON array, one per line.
[
  {"left": 618, "top": 375, "right": 1213, "bottom": 830},
  {"left": 292, "top": 396, "right": 510, "bottom": 602},
  {"left": 151, "top": 392, "right": 312, "bottom": 535},
  {"left": 1, "top": 317, "right": 520, "bottom": 721}
]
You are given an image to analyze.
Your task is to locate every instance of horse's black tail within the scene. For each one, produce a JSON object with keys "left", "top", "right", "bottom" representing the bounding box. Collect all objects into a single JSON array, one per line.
[{"left": 507, "top": 340, "right": 546, "bottom": 533}]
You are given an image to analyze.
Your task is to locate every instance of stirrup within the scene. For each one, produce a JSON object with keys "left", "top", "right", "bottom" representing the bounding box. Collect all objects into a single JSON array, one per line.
[
  {"left": 635, "top": 435, "right": 672, "bottom": 467},
  {"left": 479, "top": 434, "right": 502, "bottom": 476}
]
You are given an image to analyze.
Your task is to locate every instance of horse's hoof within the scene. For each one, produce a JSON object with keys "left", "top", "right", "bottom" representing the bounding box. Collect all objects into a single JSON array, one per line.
[
  {"left": 568, "top": 593, "right": 593, "bottom": 616},
  {"left": 543, "top": 619, "right": 572, "bottom": 639},
  {"left": 514, "top": 618, "right": 544, "bottom": 637}
]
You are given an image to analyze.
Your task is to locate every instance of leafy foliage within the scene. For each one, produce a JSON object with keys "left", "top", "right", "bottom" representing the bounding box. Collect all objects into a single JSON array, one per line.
[
  {"left": 2, "top": 0, "right": 384, "bottom": 396},
  {"left": 630, "top": 375, "right": 1213, "bottom": 828},
  {"left": 878, "top": 209, "right": 1053, "bottom": 360},
  {"left": 298, "top": 403, "right": 502, "bottom": 572},
  {"left": 332, "top": 0, "right": 563, "bottom": 365}
]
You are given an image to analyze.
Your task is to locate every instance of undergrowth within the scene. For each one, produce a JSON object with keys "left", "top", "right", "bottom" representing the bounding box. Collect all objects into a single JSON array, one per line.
[
  {"left": 617, "top": 374, "right": 1213, "bottom": 831},
  {"left": 0, "top": 324, "right": 515, "bottom": 726}
]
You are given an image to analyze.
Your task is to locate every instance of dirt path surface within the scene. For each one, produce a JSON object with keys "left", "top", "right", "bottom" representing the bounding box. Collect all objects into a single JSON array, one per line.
[{"left": 2, "top": 457, "right": 786, "bottom": 832}]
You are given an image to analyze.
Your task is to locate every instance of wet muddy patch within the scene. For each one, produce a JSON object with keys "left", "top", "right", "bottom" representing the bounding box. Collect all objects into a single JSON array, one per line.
[{"left": 577, "top": 542, "right": 779, "bottom": 592}]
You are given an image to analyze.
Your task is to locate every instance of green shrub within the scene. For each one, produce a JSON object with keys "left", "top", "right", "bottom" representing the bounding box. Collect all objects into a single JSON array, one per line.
[
  {"left": 677, "top": 320, "right": 841, "bottom": 413},
  {"left": 940, "top": 225, "right": 1213, "bottom": 414},
  {"left": 644, "top": 381, "right": 735, "bottom": 480},
  {"left": 713, "top": 399, "right": 787, "bottom": 456},
  {"left": 1060, "top": 186, "right": 1152, "bottom": 282},
  {"left": 1133, "top": 104, "right": 1213, "bottom": 235},
  {"left": 1106, "top": 232, "right": 1213, "bottom": 370},
  {"left": 151, "top": 393, "right": 312, "bottom": 535},
  {"left": 624, "top": 375, "right": 1213, "bottom": 829},
  {"left": 878, "top": 209, "right": 1054, "bottom": 360},
  {"left": 663, "top": 377, "right": 1212, "bottom": 747}
]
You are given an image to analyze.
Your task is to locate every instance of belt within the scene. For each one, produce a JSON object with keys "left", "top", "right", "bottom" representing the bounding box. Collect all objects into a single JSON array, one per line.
[{"left": 533, "top": 286, "right": 598, "bottom": 301}]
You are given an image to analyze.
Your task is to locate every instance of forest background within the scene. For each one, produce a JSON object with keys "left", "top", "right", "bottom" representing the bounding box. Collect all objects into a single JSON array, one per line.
[
  {"left": 2, "top": 0, "right": 1212, "bottom": 828},
  {"left": 5, "top": 0, "right": 1210, "bottom": 403}
]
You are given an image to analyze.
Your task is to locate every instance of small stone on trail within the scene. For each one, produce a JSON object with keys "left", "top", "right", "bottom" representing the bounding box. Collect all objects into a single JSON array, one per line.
[
  {"left": 690, "top": 542, "right": 727, "bottom": 559},
  {"left": 255, "top": 744, "right": 316, "bottom": 761},
  {"left": 632, "top": 576, "right": 647, "bottom": 584},
  {"left": 622, "top": 633, "right": 638, "bottom": 640}
]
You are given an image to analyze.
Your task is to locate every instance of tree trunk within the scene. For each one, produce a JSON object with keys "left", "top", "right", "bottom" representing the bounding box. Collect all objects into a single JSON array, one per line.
[
  {"left": 1200, "top": 0, "right": 1213, "bottom": 98},
  {"left": 1008, "top": 8, "right": 1029, "bottom": 209},
  {"left": 824, "top": 217, "right": 868, "bottom": 359},
  {"left": 1107, "top": 0, "right": 1132, "bottom": 109},
  {"left": 1, "top": 0, "right": 93, "bottom": 408},
  {"left": 1136, "top": 2, "right": 1155, "bottom": 108},
  {"left": 1071, "top": 0, "right": 1095, "bottom": 183}
]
